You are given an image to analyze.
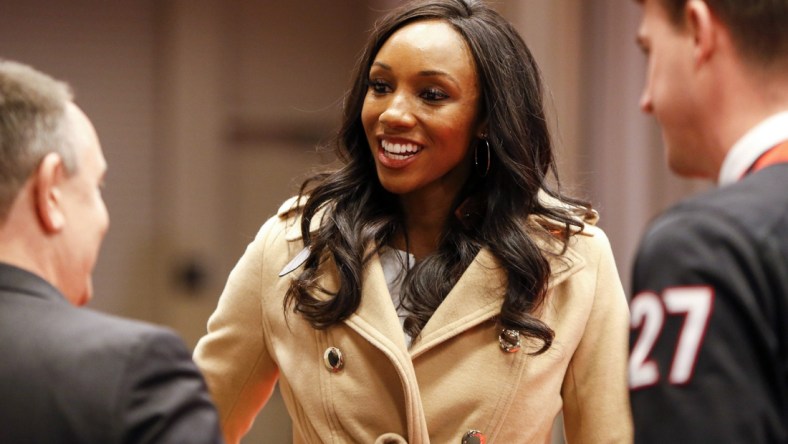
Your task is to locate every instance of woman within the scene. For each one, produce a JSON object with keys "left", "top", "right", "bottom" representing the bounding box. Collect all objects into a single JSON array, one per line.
[{"left": 194, "top": 1, "right": 632, "bottom": 442}]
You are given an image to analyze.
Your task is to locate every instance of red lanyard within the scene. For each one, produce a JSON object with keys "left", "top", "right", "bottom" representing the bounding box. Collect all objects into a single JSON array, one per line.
[{"left": 749, "top": 141, "right": 788, "bottom": 175}]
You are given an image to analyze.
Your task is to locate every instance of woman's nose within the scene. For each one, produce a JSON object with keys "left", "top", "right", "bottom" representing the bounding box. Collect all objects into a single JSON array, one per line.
[{"left": 379, "top": 94, "right": 416, "bottom": 129}]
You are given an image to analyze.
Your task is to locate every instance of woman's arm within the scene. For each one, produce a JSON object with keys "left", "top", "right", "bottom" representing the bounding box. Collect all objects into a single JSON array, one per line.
[
  {"left": 561, "top": 228, "right": 633, "bottom": 443},
  {"left": 193, "top": 217, "right": 282, "bottom": 444}
]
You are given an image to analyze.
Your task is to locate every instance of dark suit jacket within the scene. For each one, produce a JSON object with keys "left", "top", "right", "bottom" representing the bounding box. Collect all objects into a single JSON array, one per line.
[{"left": 0, "top": 263, "right": 224, "bottom": 443}]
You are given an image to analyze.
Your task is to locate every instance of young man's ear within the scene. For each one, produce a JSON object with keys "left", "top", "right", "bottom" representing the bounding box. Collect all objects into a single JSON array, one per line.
[
  {"left": 686, "top": 0, "right": 716, "bottom": 66},
  {"left": 34, "top": 152, "right": 67, "bottom": 233}
]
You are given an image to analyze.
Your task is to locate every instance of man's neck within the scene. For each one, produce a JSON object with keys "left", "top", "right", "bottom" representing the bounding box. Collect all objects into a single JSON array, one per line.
[{"left": 699, "top": 53, "right": 788, "bottom": 181}]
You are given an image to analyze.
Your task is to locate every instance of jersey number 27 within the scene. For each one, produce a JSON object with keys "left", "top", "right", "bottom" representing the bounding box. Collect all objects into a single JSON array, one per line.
[{"left": 629, "top": 286, "right": 714, "bottom": 389}]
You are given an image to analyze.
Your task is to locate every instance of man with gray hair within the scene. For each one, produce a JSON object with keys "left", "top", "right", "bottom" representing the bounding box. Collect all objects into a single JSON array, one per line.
[{"left": 0, "top": 59, "right": 223, "bottom": 443}]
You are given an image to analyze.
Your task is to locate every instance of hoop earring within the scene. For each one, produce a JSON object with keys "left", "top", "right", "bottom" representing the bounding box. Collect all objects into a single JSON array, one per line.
[{"left": 475, "top": 138, "right": 491, "bottom": 178}]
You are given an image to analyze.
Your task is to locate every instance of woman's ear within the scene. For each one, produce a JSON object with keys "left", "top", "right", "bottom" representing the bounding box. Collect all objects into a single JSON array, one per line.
[
  {"left": 476, "top": 121, "right": 489, "bottom": 139},
  {"left": 34, "top": 152, "right": 67, "bottom": 233}
]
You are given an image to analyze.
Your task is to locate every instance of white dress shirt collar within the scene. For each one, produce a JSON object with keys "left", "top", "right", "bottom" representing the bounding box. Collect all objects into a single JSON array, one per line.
[{"left": 719, "top": 111, "right": 788, "bottom": 186}]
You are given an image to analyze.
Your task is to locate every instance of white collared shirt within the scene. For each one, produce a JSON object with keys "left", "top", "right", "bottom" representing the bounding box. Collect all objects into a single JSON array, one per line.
[{"left": 718, "top": 111, "right": 788, "bottom": 186}]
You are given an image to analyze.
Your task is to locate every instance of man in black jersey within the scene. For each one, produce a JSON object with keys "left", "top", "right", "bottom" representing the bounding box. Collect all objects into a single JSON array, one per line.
[{"left": 629, "top": 0, "right": 788, "bottom": 442}]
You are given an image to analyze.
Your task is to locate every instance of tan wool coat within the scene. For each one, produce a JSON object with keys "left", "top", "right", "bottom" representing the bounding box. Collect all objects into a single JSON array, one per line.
[{"left": 194, "top": 197, "right": 633, "bottom": 444}]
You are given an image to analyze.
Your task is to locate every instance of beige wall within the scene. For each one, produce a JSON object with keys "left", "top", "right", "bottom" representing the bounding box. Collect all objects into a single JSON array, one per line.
[
  {"left": 0, "top": 0, "right": 160, "bottom": 321},
  {"left": 0, "top": 0, "right": 709, "bottom": 442}
]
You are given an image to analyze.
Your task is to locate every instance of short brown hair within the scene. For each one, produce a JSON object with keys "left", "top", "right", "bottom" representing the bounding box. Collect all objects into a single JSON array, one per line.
[
  {"left": 655, "top": 0, "right": 788, "bottom": 67},
  {"left": 0, "top": 60, "right": 77, "bottom": 222}
]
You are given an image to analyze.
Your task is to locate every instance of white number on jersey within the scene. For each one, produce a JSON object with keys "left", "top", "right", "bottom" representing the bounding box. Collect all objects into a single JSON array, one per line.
[{"left": 629, "top": 286, "right": 714, "bottom": 389}]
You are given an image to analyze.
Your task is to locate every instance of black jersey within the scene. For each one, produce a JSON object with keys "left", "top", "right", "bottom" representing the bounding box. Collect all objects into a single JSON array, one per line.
[{"left": 629, "top": 163, "right": 788, "bottom": 443}]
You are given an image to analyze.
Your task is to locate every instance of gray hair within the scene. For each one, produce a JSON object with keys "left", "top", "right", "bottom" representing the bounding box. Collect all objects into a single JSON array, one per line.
[{"left": 0, "top": 60, "right": 78, "bottom": 221}]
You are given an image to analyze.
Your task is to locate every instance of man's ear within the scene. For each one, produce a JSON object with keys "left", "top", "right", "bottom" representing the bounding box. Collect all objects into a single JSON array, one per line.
[
  {"left": 34, "top": 152, "right": 67, "bottom": 233},
  {"left": 686, "top": 0, "right": 716, "bottom": 66}
]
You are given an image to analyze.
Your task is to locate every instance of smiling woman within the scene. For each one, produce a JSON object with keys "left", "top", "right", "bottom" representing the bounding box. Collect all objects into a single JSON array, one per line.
[
  {"left": 362, "top": 20, "right": 482, "bottom": 207},
  {"left": 194, "top": 0, "right": 633, "bottom": 443}
]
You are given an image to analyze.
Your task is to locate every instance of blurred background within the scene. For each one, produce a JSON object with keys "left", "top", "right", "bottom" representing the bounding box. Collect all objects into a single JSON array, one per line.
[{"left": 0, "top": 0, "right": 707, "bottom": 442}]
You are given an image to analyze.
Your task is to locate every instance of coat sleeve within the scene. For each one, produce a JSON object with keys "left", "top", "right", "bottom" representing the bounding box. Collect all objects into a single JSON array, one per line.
[
  {"left": 193, "top": 216, "right": 282, "bottom": 444},
  {"left": 629, "top": 209, "right": 786, "bottom": 443},
  {"left": 561, "top": 228, "right": 634, "bottom": 443},
  {"left": 119, "top": 328, "right": 224, "bottom": 444}
]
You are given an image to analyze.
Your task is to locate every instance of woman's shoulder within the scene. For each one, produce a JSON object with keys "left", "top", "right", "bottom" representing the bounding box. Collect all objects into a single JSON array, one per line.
[
  {"left": 245, "top": 196, "right": 307, "bottom": 249},
  {"left": 239, "top": 197, "right": 314, "bottom": 279},
  {"left": 528, "top": 190, "right": 603, "bottom": 249},
  {"left": 527, "top": 192, "right": 613, "bottom": 265},
  {"left": 536, "top": 188, "right": 599, "bottom": 227},
  {"left": 266, "top": 195, "right": 325, "bottom": 241},
  {"left": 274, "top": 195, "right": 307, "bottom": 220},
  {"left": 251, "top": 195, "right": 329, "bottom": 249}
]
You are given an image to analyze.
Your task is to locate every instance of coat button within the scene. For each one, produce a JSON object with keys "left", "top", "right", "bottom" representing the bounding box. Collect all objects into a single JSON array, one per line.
[
  {"left": 499, "top": 329, "right": 521, "bottom": 353},
  {"left": 323, "top": 346, "right": 344, "bottom": 372},
  {"left": 374, "top": 433, "right": 407, "bottom": 444},
  {"left": 462, "top": 430, "right": 486, "bottom": 444}
]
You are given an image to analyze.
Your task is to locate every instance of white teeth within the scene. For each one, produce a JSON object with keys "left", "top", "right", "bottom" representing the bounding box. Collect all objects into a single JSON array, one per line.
[{"left": 381, "top": 140, "right": 420, "bottom": 155}]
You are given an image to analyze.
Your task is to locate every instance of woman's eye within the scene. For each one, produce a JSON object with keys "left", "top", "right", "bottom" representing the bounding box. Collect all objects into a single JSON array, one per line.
[
  {"left": 368, "top": 79, "right": 391, "bottom": 94},
  {"left": 421, "top": 88, "right": 449, "bottom": 102}
]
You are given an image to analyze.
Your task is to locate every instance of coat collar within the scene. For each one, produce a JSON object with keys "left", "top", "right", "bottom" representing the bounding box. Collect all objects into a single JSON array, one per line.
[
  {"left": 280, "top": 239, "right": 586, "bottom": 358},
  {"left": 278, "top": 195, "right": 588, "bottom": 354}
]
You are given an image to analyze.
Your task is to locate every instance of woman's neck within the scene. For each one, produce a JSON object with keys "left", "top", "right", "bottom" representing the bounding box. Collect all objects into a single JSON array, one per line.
[{"left": 395, "top": 192, "right": 455, "bottom": 260}]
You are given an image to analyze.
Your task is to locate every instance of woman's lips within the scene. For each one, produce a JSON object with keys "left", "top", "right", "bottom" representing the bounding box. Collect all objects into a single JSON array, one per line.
[{"left": 377, "top": 139, "right": 423, "bottom": 168}]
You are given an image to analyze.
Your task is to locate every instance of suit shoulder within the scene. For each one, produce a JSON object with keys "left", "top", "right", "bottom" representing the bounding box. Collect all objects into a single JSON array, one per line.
[
  {"left": 47, "top": 307, "right": 190, "bottom": 364},
  {"left": 71, "top": 306, "right": 179, "bottom": 337}
]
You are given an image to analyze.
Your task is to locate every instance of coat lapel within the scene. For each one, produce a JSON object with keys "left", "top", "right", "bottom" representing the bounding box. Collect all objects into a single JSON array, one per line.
[
  {"left": 287, "top": 222, "right": 590, "bottom": 361},
  {"left": 409, "top": 249, "right": 505, "bottom": 358},
  {"left": 340, "top": 254, "right": 432, "bottom": 444},
  {"left": 281, "top": 195, "right": 590, "bottom": 360},
  {"left": 410, "top": 235, "right": 587, "bottom": 359},
  {"left": 345, "top": 252, "right": 410, "bottom": 352},
  {"left": 281, "top": 199, "right": 409, "bottom": 352}
]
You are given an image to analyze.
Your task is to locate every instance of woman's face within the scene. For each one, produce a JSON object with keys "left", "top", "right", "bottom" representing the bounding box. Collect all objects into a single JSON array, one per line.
[{"left": 361, "top": 19, "right": 483, "bottom": 201}]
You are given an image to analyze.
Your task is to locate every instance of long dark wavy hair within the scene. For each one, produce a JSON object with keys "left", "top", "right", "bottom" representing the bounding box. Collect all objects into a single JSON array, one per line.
[{"left": 285, "top": 0, "right": 592, "bottom": 354}]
